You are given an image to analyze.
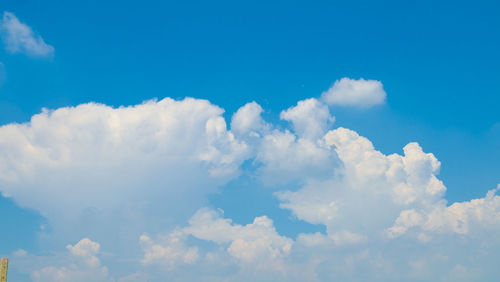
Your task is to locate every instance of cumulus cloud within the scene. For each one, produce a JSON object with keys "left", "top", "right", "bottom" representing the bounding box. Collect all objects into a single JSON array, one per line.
[
  {"left": 0, "top": 98, "right": 249, "bottom": 250},
  {"left": 273, "top": 126, "right": 500, "bottom": 280},
  {"left": 276, "top": 127, "right": 449, "bottom": 237},
  {"left": 140, "top": 231, "right": 199, "bottom": 267},
  {"left": 280, "top": 98, "right": 334, "bottom": 140},
  {"left": 139, "top": 207, "right": 295, "bottom": 281},
  {"left": 248, "top": 98, "right": 339, "bottom": 185},
  {"left": 321, "top": 77, "right": 386, "bottom": 107},
  {"left": 387, "top": 185, "right": 500, "bottom": 239},
  {"left": 255, "top": 129, "right": 338, "bottom": 185},
  {"left": 66, "top": 238, "right": 102, "bottom": 268},
  {"left": 186, "top": 208, "right": 293, "bottom": 264},
  {"left": 141, "top": 208, "right": 292, "bottom": 267},
  {"left": 1, "top": 92, "right": 499, "bottom": 281},
  {"left": 10, "top": 238, "right": 110, "bottom": 282},
  {"left": 0, "top": 12, "right": 54, "bottom": 58},
  {"left": 231, "top": 101, "right": 268, "bottom": 138}
]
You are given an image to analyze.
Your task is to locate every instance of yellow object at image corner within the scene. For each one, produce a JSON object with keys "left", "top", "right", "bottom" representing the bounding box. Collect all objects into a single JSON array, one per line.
[{"left": 0, "top": 257, "right": 8, "bottom": 282}]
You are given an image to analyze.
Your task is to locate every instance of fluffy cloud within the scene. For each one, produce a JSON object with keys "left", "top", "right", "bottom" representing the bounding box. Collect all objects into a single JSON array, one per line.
[
  {"left": 10, "top": 238, "right": 110, "bottom": 282},
  {"left": 280, "top": 98, "right": 334, "bottom": 140},
  {"left": 0, "top": 98, "right": 249, "bottom": 250},
  {"left": 186, "top": 208, "right": 293, "bottom": 264},
  {"left": 66, "top": 238, "right": 102, "bottom": 268},
  {"left": 138, "top": 208, "right": 295, "bottom": 281},
  {"left": 230, "top": 101, "right": 268, "bottom": 138},
  {"left": 321, "top": 77, "right": 386, "bottom": 107},
  {"left": 142, "top": 208, "right": 292, "bottom": 267},
  {"left": 276, "top": 127, "right": 449, "bottom": 237},
  {"left": 140, "top": 231, "right": 199, "bottom": 267},
  {"left": 1, "top": 90, "right": 499, "bottom": 281},
  {"left": 249, "top": 98, "right": 339, "bottom": 185},
  {"left": 388, "top": 185, "right": 500, "bottom": 239},
  {"left": 255, "top": 130, "right": 338, "bottom": 185},
  {"left": 274, "top": 126, "right": 500, "bottom": 280},
  {"left": 0, "top": 12, "right": 54, "bottom": 58}
]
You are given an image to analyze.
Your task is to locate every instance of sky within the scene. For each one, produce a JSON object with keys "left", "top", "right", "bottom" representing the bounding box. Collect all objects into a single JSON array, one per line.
[{"left": 0, "top": 0, "right": 499, "bottom": 281}]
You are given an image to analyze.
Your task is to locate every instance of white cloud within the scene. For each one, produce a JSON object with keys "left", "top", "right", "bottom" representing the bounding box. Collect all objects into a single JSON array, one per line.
[
  {"left": 140, "top": 231, "right": 199, "bottom": 267},
  {"left": 141, "top": 208, "right": 293, "bottom": 268},
  {"left": 280, "top": 98, "right": 334, "bottom": 140},
  {"left": 273, "top": 126, "right": 500, "bottom": 280},
  {"left": 0, "top": 97, "right": 249, "bottom": 250},
  {"left": 186, "top": 208, "right": 293, "bottom": 264},
  {"left": 388, "top": 185, "right": 500, "bottom": 239},
  {"left": 240, "top": 99, "right": 339, "bottom": 186},
  {"left": 10, "top": 238, "right": 111, "bottom": 282},
  {"left": 276, "top": 127, "right": 449, "bottom": 235},
  {"left": 66, "top": 238, "right": 101, "bottom": 268},
  {"left": 321, "top": 77, "right": 386, "bottom": 107},
  {"left": 1, "top": 93, "right": 500, "bottom": 281},
  {"left": 256, "top": 130, "right": 338, "bottom": 185},
  {"left": 139, "top": 208, "right": 295, "bottom": 281},
  {"left": 0, "top": 12, "right": 54, "bottom": 58},
  {"left": 231, "top": 101, "right": 268, "bottom": 138}
]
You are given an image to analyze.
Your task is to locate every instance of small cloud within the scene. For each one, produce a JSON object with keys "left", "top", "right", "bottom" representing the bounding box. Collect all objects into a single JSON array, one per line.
[
  {"left": 0, "top": 11, "right": 54, "bottom": 58},
  {"left": 321, "top": 77, "right": 386, "bottom": 108},
  {"left": 66, "top": 238, "right": 101, "bottom": 267}
]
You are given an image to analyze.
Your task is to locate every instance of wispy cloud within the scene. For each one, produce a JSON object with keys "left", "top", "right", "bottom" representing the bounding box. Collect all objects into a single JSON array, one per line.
[{"left": 0, "top": 11, "right": 54, "bottom": 58}]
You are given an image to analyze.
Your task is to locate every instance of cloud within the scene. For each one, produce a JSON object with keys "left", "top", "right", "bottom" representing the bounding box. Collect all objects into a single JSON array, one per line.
[
  {"left": 0, "top": 98, "right": 249, "bottom": 250},
  {"left": 140, "top": 207, "right": 294, "bottom": 281},
  {"left": 186, "top": 208, "right": 293, "bottom": 264},
  {"left": 280, "top": 98, "right": 334, "bottom": 140},
  {"left": 142, "top": 208, "right": 292, "bottom": 267},
  {"left": 231, "top": 101, "right": 268, "bottom": 138},
  {"left": 255, "top": 129, "right": 339, "bottom": 185},
  {"left": 0, "top": 12, "right": 54, "bottom": 58},
  {"left": 10, "top": 238, "right": 110, "bottom": 282},
  {"left": 66, "top": 238, "right": 102, "bottom": 268},
  {"left": 1, "top": 91, "right": 500, "bottom": 281},
  {"left": 387, "top": 185, "right": 500, "bottom": 239},
  {"left": 140, "top": 231, "right": 199, "bottom": 267},
  {"left": 321, "top": 77, "right": 386, "bottom": 107},
  {"left": 272, "top": 126, "right": 500, "bottom": 280},
  {"left": 246, "top": 98, "right": 340, "bottom": 186},
  {"left": 276, "top": 127, "right": 448, "bottom": 236}
]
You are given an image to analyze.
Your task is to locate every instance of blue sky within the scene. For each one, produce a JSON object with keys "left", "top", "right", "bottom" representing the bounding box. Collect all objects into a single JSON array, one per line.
[{"left": 0, "top": 0, "right": 499, "bottom": 281}]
